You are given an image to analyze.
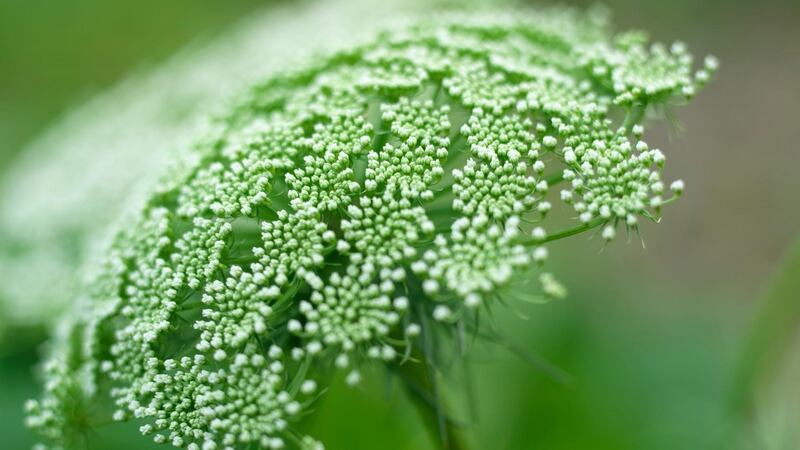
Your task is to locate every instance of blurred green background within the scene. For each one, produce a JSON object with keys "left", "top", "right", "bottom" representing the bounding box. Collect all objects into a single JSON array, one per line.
[{"left": 1, "top": 0, "right": 799, "bottom": 448}]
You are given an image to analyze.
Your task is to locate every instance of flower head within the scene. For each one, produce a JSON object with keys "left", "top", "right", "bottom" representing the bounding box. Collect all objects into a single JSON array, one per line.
[{"left": 28, "top": 6, "right": 712, "bottom": 449}]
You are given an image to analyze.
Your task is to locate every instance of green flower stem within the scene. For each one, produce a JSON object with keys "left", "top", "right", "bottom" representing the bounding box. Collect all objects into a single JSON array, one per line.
[
  {"left": 391, "top": 359, "right": 469, "bottom": 450},
  {"left": 524, "top": 218, "right": 606, "bottom": 246},
  {"left": 622, "top": 103, "right": 646, "bottom": 133}
]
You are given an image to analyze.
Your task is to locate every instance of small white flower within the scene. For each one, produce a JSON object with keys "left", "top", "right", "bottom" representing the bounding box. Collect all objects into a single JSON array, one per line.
[
  {"left": 533, "top": 247, "right": 548, "bottom": 263},
  {"left": 301, "top": 380, "right": 317, "bottom": 394},
  {"left": 405, "top": 323, "right": 421, "bottom": 337},
  {"left": 432, "top": 305, "right": 452, "bottom": 322},
  {"left": 464, "top": 293, "right": 482, "bottom": 308},
  {"left": 345, "top": 370, "right": 361, "bottom": 386}
]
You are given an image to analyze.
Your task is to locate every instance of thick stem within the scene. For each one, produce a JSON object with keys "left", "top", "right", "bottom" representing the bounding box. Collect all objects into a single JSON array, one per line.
[{"left": 391, "top": 360, "right": 470, "bottom": 450}]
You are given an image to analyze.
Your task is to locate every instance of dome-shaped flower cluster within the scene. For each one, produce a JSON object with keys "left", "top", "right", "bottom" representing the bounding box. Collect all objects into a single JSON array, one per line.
[{"left": 27, "top": 7, "right": 714, "bottom": 449}]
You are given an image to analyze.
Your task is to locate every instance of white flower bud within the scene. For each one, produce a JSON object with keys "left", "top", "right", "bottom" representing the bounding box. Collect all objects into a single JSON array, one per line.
[
  {"left": 464, "top": 293, "right": 482, "bottom": 308},
  {"left": 533, "top": 247, "right": 548, "bottom": 263},
  {"left": 345, "top": 370, "right": 361, "bottom": 386},
  {"left": 432, "top": 305, "right": 452, "bottom": 322},
  {"left": 301, "top": 380, "right": 317, "bottom": 394},
  {"left": 670, "top": 179, "right": 685, "bottom": 194},
  {"left": 601, "top": 225, "right": 616, "bottom": 241}
]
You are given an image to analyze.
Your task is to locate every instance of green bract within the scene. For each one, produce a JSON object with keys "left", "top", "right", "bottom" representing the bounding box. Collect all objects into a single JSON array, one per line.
[{"left": 27, "top": 7, "right": 715, "bottom": 450}]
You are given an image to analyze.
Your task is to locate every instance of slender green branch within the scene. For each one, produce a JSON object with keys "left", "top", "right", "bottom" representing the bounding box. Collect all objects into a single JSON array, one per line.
[{"left": 524, "top": 218, "right": 606, "bottom": 246}]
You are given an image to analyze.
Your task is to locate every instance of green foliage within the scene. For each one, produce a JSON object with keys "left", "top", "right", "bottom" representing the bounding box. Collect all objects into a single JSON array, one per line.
[
  {"left": 27, "top": 6, "right": 713, "bottom": 450},
  {"left": 730, "top": 236, "right": 800, "bottom": 448}
]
